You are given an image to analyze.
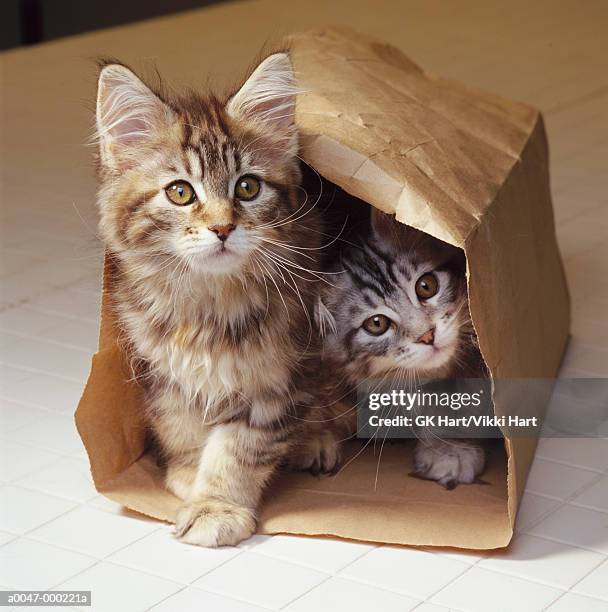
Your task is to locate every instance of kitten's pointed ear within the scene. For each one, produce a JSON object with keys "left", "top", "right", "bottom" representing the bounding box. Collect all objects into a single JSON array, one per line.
[
  {"left": 370, "top": 208, "right": 399, "bottom": 242},
  {"left": 96, "top": 63, "right": 173, "bottom": 170},
  {"left": 315, "top": 296, "right": 337, "bottom": 337},
  {"left": 227, "top": 53, "right": 298, "bottom": 150}
]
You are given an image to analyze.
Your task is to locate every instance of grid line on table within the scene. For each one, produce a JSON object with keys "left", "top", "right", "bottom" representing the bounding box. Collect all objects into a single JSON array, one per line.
[
  {"left": 0, "top": 361, "right": 89, "bottom": 385},
  {"left": 146, "top": 584, "right": 276, "bottom": 612},
  {"left": 558, "top": 559, "right": 608, "bottom": 604},
  {"left": 1, "top": 394, "right": 79, "bottom": 417},
  {"left": 277, "top": 573, "right": 415, "bottom": 611}
]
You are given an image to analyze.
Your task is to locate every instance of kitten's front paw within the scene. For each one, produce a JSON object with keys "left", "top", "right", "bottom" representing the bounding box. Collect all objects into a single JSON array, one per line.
[
  {"left": 174, "top": 497, "right": 256, "bottom": 547},
  {"left": 289, "top": 431, "right": 342, "bottom": 475},
  {"left": 413, "top": 440, "right": 485, "bottom": 489}
]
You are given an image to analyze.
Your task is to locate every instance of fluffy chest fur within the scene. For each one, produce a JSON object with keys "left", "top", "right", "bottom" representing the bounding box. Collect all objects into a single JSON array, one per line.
[{"left": 113, "top": 260, "right": 304, "bottom": 420}]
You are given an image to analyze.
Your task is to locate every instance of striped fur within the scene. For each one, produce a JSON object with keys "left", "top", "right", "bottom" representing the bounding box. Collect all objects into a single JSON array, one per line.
[
  {"left": 95, "top": 54, "right": 323, "bottom": 546},
  {"left": 299, "top": 210, "right": 488, "bottom": 488},
  {"left": 321, "top": 210, "right": 482, "bottom": 382}
]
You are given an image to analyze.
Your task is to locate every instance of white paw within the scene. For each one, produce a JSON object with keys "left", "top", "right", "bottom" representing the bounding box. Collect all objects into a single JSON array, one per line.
[
  {"left": 413, "top": 440, "right": 485, "bottom": 489},
  {"left": 174, "top": 497, "right": 256, "bottom": 547},
  {"left": 289, "top": 431, "right": 342, "bottom": 475}
]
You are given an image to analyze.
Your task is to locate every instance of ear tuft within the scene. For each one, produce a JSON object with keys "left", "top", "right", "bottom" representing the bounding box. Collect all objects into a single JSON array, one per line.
[
  {"left": 227, "top": 53, "right": 298, "bottom": 144},
  {"left": 96, "top": 63, "right": 172, "bottom": 169}
]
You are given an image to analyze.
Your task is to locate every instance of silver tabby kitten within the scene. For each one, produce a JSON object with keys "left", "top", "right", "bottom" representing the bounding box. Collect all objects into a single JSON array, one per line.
[
  {"left": 311, "top": 209, "right": 488, "bottom": 488},
  {"left": 95, "top": 53, "right": 323, "bottom": 546}
]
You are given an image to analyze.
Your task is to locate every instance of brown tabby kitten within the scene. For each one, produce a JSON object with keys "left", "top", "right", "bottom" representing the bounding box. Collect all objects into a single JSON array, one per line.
[{"left": 95, "top": 53, "right": 322, "bottom": 546}]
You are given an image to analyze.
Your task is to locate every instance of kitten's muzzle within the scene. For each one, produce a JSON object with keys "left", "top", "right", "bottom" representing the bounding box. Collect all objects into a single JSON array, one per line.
[
  {"left": 416, "top": 327, "right": 435, "bottom": 345},
  {"left": 210, "top": 223, "right": 236, "bottom": 242}
]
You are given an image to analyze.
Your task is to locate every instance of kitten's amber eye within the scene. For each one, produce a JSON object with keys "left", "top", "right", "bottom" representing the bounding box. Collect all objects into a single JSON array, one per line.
[
  {"left": 165, "top": 181, "right": 196, "bottom": 206},
  {"left": 362, "top": 314, "right": 392, "bottom": 336},
  {"left": 234, "top": 175, "right": 261, "bottom": 201},
  {"left": 415, "top": 273, "right": 439, "bottom": 300}
]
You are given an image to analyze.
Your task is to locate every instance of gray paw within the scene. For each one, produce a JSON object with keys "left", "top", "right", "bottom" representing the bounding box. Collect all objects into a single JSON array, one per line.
[{"left": 413, "top": 440, "right": 485, "bottom": 489}]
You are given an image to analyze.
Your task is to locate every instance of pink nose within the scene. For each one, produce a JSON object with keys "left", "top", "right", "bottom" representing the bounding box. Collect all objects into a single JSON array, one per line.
[
  {"left": 210, "top": 223, "right": 236, "bottom": 242},
  {"left": 416, "top": 327, "right": 435, "bottom": 345}
]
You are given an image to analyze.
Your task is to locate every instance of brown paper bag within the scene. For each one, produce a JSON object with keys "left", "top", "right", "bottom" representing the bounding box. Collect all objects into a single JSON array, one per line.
[{"left": 76, "top": 26, "right": 569, "bottom": 549}]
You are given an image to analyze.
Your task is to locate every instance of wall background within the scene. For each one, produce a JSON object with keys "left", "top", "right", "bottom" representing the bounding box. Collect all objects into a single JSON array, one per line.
[{"left": 0, "top": 0, "right": 227, "bottom": 50}]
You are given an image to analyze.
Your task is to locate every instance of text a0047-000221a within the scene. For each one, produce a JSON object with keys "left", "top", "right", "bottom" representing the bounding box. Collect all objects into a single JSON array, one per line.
[{"left": 0, "top": 590, "right": 92, "bottom": 607}]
